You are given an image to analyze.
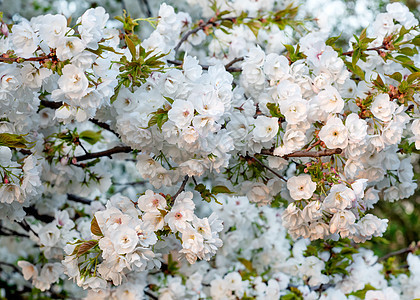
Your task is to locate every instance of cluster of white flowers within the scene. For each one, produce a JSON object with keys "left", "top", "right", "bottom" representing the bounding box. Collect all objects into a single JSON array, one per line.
[
  {"left": 0, "top": 146, "right": 43, "bottom": 220},
  {"left": 282, "top": 175, "right": 388, "bottom": 242},
  {"left": 0, "top": 0, "right": 418, "bottom": 298},
  {"left": 116, "top": 56, "right": 235, "bottom": 184},
  {"left": 7, "top": 7, "right": 120, "bottom": 123},
  {"left": 61, "top": 190, "right": 222, "bottom": 290},
  {"left": 124, "top": 195, "right": 419, "bottom": 300}
]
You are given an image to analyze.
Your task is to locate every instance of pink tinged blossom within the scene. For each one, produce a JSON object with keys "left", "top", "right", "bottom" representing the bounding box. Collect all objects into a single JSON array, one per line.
[
  {"left": 168, "top": 99, "right": 195, "bottom": 128},
  {"left": 164, "top": 203, "right": 194, "bottom": 232},
  {"left": 329, "top": 210, "right": 356, "bottom": 235},
  {"left": 319, "top": 116, "right": 348, "bottom": 149},
  {"left": 110, "top": 225, "right": 138, "bottom": 254},
  {"left": 17, "top": 261, "right": 38, "bottom": 280},
  {"left": 287, "top": 174, "right": 316, "bottom": 200},
  {"left": 138, "top": 190, "right": 167, "bottom": 212}
]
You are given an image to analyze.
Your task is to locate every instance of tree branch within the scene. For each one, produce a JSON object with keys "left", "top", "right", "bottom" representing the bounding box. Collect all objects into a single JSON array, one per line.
[
  {"left": 341, "top": 46, "right": 386, "bottom": 56},
  {"left": 0, "top": 53, "right": 54, "bottom": 63},
  {"left": 173, "top": 17, "right": 236, "bottom": 56},
  {"left": 67, "top": 194, "right": 92, "bottom": 205},
  {"left": 23, "top": 206, "right": 55, "bottom": 223},
  {"left": 0, "top": 226, "right": 29, "bottom": 238},
  {"left": 260, "top": 148, "right": 342, "bottom": 158},
  {"left": 144, "top": 289, "right": 158, "bottom": 300},
  {"left": 40, "top": 100, "right": 62, "bottom": 109},
  {"left": 174, "top": 26, "right": 204, "bottom": 56},
  {"left": 172, "top": 175, "right": 189, "bottom": 200},
  {"left": 16, "top": 220, "right": 38, "bottom": 237},
  {"left": 224, "top": 56, "right": 244, "bottom": 71},
  {"left": 88, "top": 118, "right": 119, "bottom": 137},
  {"left": 252, "top": 155, "right": 287, "bottom": 182},
  {"left": 378, "top": 241, "right": 420, "bottom": 262},
  {"left": 73, "top": 146, "right": 132, "bottom": 162},
  {"left": 139, "top": 0, "right": 152, "bottom": 18}
]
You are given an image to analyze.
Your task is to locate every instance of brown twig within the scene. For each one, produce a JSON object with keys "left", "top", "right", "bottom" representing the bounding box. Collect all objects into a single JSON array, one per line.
[
  {"left": 172, "top": 175, "right": 189, "bottom": 200},
  {"left": 23, "top": 206, "right": 55, "bottom": 223},
  {"left": 73, "top": 145, "right": 132, "bottom": 162},
  {"left": 378, "top": 241, "right": 420, "bottom": 262},
  {"left": 341, "top": 46, "right": 386, "bottom": 56},
  {"left": 16, "top": 220, "right": 38, "bottom": 237},
  {"left": 260, "top": 148, "right": 342, "bottom": 158},
  {"left": 67, "top": 194, "right": 92, "bottom": 205},
  {"left": 224, "top": 56, "right": 244, "bottom": 70},
  {"left": 305, "top": 140, "right": 321, "bottom": 152},
  {"left": 252, "top": 155, "right": 287, "bottom": 182},
  {"left": 40, "top": 100, "right": 62, "bottom": 109},
  {"left": 88, "top": 118, "right": 119, "bottom": 137},
  {"left": 174, "top": 25, "right": 205, "bottom": 55},
  {"left": 144, "top": 289, "right": 158, "bottom": 300},
  {"left": 0, "top": 54, "right": 52, "bottom": 63},
  {"left": 173, "top": 17, "right": 236, "bottom": 56},
  {"left": 0, "top": 226, "right": 29, "bottom": 238}
]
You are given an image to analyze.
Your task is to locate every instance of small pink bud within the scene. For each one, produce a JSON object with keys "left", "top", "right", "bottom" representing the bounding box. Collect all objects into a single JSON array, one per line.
[
  {"left": 4, "top": 178, "right": 9, "bottom": 184},
  {"left": 71, "top": 158, "right": 77, "bottom": 164},
  {"left": 60, "top": 157, "right": 69, "bottom": 165},
  {"left": 1, "top": 23, "right": 9, "bottom": 36},
  {"left": 304, "top": 168, "right": 308, "bottom": 173}
]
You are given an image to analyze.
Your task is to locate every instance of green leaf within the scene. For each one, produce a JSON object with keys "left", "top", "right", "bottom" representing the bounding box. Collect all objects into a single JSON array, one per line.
[
  {"left": 348, "top": 284, "right": 376, "bottom": 298},
  {"left": 91, "top": 217, "right": 103, "bottom": 236},
  {"left": 156, "top": 112, "right": 168, "bottom": 130},
  {"left": 395, "top": 55, "right": 412, "bottom": 63},
  {"left": 79, "top": 130, "right": 102, "bottom": 145},
  {"left": 246, "top": 20, "right": 261, "bottom": 38},
  {"left": 147, "top": 114, "right": 159, "bottom": 128},
  {"left": 76, "top": 240, "right": 98, "bottom": 257},
  {"left": 125, "top": 35, "right": 137, "bottom": 60},
  {"left": 412, "top": 35, "right": 420, "bottom": 46},
  {"left": 211, "top": 185, "right": 233, "bottom": 195},
  {"left": 352, "top": 47, "right": 361, "bottom": 67},
  {"left": 353, "top": 64, "right": 365, "bottom": 80},
  {"left": 399, "top": 47, "right": 418, "bottom": 57},
  {"left": 163, "top": 96, "right": 174, "bottom": 104},
  {"left": 326, "top": 34, "right": 341, "bottom": 46},
  {"left": 0, "top": 133, "right": 28, "bottom": 148},
  {"left": 98, "top": 44, "right": 124, "bottom": 55},
  {"left": 194, "top": 183, "right": 207, "bottom": 193},
  {"left": 407, "top": 72, "right": 420, "bottom": 83},
  {"left": 238, "top": 257, "right": 254, "bottom": 272},
  {"left": 387, "top": 72, "right": 402, "bottom": 82},
  {"left": 359, "top": 27, "right": 367, "bottom": 41}
]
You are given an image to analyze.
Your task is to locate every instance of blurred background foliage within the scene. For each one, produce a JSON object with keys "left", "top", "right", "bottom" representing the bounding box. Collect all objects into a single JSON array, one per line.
[{"left": 0, "top": 0, "right": 418, "bottom": 263}]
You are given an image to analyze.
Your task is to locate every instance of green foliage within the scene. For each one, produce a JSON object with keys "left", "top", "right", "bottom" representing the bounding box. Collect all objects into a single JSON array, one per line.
[
  {"left": 79, "top": 130, "right": 103, "bottom": 145},
  {"left": 0, "top": 133, "right": 29, "bottom": 149},
  {"left": 281, "top": 287, "right": 304, "bottom": 300},
  {"left": 266, "top": 103, "right": 283, "bottom": 118},
  {"left": 347, "top": 284, "right": 376, "bottom": 298},
  {"left": 194, "top": 183, "right": 227, "bottom": 204},
  {"left": 110, "top": 36, "right": 167, "bottom": 103},
  {"left": 147, "top": 108, "right": 170, "bottom": 131},
  {"left": 284, "top": 44, "right": 307, "bottom": 63},
  {"left": 305, "top": 239, "right": 358, "bottom": 276}
]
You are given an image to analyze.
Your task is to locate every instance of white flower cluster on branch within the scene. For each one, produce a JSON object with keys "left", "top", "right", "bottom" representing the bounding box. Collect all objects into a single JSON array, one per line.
[{"left": 0, "top": 0, "right": 418, "bottom": 298}]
